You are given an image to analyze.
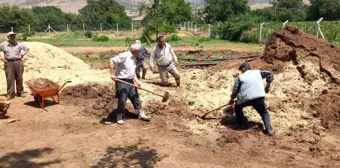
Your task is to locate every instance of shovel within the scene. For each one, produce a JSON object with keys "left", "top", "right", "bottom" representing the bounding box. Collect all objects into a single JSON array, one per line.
[
  {"left": 200, "top": 104, "right": 232, "bottom": 119},
  {"left": 115, "top": 79, "right": 169, "bottom": 102}
]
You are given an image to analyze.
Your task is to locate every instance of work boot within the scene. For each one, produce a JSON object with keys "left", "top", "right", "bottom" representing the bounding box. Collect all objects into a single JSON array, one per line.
[
  {"left": 17, "top": 93, "right": 26, "bottom": 97},
  {"left": 117, "top": 115, "right": 124, "bottom": 125},
  {"left": 175, "top": 78, "right": 181, "bottom": 87},
  {"left": 267, "top": 129, "right": 275, "bottom": 136},
  {"left": 6, "top": 95, "right": 15, "bottom": 100},
  {"left": 138, "top": 110, "right": 151, "bottom": 122}
]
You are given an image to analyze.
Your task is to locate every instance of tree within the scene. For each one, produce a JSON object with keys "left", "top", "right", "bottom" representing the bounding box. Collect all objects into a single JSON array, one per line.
[
  {"left": 308, "top": 0, "right": 340, "bottom": 20},
  {"left": 253, "top": 0, "right": 307, "bottom": 22},
  {"left": 272, "top": 0, "right": 304, "bottom": 9},
  {"left": 204, "top": 0, "right": 249, "bottom": 23},
  {"left": 140, "top": 0, "right": 192, "bottom": 39},
  {"left": 79, "top": 0, "right": 131, "bottom": 29}
]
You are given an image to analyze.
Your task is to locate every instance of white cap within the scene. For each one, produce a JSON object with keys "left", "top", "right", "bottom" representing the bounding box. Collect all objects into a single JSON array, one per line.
[
  {"left": 130, "top": 43, "right": 141, "bottom": 51},
  {"left": 7, "top": 32, "right": 17, "bottom": 36},
  {"left": 135, "top": 40, "right": 141, "bottom": 44}
]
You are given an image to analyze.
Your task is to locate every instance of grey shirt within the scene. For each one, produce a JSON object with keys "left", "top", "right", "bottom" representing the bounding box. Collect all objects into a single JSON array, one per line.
[
  {"left": 0, "top": 41, "right": 29, "bottom": 60},
  {"left": 231, "top": 70, "right": 274, "bottom": 104}
]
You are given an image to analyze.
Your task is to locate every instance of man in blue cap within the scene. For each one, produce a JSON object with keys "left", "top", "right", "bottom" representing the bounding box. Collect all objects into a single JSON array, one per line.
[{"left": 227, "top": 62, "right": 274, "bottom": 135}]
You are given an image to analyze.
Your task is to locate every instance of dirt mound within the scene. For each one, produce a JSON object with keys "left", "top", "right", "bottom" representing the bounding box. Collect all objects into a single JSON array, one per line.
[
  {"left": 263, "top": 25, "right": 340, "bottom": 84},
  {"left": 0, "top": 42, "right": 110, "bottom": 93},
  {"left": 61, "top": 83, "right": 117, "bottom": 118},
  {"left": 27, "top": 78, "right": 60, "bottom": 90}
]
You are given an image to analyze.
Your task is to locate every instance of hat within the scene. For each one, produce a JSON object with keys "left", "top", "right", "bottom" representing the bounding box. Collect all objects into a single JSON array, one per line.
[
  {"left": 7, "top": 32, "right": 17, "bottom": 36},
  {"left": 130, "top": 43, "right": 141, "bottom": 51},
  {"left": 238, "top": 62, "right": 251, "bottom": 70},
  {"left": 135, "top": 40, "right": 141, "bottom": 44}
]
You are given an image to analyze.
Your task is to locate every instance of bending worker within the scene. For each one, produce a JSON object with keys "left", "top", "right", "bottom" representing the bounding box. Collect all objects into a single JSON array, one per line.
[
  {"left": 0, "top": 32, "right": 29, "bottom": 100},
  {"left": 227, "top": 63, "right": 274, "bottom": 135},
  {"left": 150, "top": 36, "right": 180, "bottom": 87},
  {"left": 135, "top": 40, "right": 149, "bottom": 80},
  {"left": 109, "top": 43, "right": 150, "bottom": 125}
]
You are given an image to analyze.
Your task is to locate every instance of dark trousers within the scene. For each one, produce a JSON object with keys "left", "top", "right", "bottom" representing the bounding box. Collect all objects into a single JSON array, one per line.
[
  {"left": 4, "top": 60, "right": 24, "bottom": 96},
  {"left": 235, "top": 97, "right": 273, "bottom": 132},
  {"left": 116, "top": 79, "right": 142, "bottom": 117}
]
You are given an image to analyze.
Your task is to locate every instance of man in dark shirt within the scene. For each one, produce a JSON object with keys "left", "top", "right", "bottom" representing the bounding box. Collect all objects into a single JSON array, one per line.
[{"left": 135, "top": 40, "right": 149, "bottom": 79}]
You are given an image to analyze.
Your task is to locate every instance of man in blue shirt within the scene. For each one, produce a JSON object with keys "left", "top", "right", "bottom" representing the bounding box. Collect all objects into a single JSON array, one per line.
[
  {"left": 135, "top": 40, "right": 149, "bottom": 80},
  {"left": 228, "top": 63, "right": 274, "bottom": 135}
]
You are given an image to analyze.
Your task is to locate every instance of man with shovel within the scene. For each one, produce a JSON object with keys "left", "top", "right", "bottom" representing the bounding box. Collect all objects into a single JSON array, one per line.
[
  {"left": 150, "top": 36, "right": 180, "bottom": 87},
  {"left": 109, "top": 43, "right": 151, "bottom": 125},
  {"left": 0, "top": 32, "right": 29, "bottom": 100},
  {"left": 227, "top": 63, "right": 274, "bottom": 135}
]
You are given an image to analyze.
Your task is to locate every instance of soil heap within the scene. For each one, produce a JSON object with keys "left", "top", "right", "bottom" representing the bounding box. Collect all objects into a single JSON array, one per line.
[{"left": 0, "top": 42, "right": 110, "bottom": 93}]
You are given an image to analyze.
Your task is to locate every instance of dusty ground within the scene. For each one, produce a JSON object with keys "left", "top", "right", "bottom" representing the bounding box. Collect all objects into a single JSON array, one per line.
[{"left": 1, "top": 26, "right": 340, "bottom": 168}]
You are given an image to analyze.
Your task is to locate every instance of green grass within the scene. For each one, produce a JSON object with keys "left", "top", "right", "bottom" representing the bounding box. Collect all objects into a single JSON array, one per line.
[{"left": 0, "top": 30, "right": 263, "bottom": 52}]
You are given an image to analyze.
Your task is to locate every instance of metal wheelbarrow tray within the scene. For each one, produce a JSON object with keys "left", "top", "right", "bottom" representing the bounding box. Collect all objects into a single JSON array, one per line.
[{"left": 27, "top": 78, "right": 71, "bottom": 109}]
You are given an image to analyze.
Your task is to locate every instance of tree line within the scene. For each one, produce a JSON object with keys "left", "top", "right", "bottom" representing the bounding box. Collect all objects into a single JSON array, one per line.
[{"left": 0, "top": 0, "right": 131, "bottom": 33}]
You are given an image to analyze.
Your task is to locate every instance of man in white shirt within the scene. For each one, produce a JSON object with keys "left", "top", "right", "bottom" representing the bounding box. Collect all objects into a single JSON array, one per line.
[
  {"left": 109, "top": 43, "right": 150, "bottom": 125},
  {"left": 150, "top": 36, "right": 180, "bottom": 87}
]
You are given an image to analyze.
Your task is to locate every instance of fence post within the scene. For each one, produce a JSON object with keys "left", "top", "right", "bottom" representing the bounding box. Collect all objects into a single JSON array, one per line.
[
  {"left": 208, "top": 24, "right": 211, "bottom": 37},
  {"left": 259, "top": 22, "right": 265, "bottom": 43},
  {"left": 194, "top": 23, "right": 197, "bottom": 33},
  {"left": 283, "top": 20, "right": 289, "bottom": 28},
  {"left": 131, "top": 22, "right": 134, "bottom": 31},
  {"left": 100, "top": 23, "right": 103, "bottom": 32},
  {"left": 67, "top": 24, "right": 69, "bottom": 32},
  {"left": 83, "top": 23, "right": 85, "bottom": 32},
  {"left": 11, "top": 27, "right": 13, "bottom": 32},
  {"left": 28, "top": 25, "right": 30, "bottom": 33},
  {"left": 116, "top": 23, "right": 119, "bottom": 32},
  {"left": 316, "top": 17, "right": 325, "bottom": 39}
]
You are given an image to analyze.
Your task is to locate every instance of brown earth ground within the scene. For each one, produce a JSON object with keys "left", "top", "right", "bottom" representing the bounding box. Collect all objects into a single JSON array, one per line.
[{"left": 1, "top": 26, "right": 340, "bottom": 168}]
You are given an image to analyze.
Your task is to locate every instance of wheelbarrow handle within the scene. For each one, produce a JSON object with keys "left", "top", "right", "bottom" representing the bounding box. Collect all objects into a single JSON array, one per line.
[{"left": 58, "top": 80, "right": 72, "bottom": 93}]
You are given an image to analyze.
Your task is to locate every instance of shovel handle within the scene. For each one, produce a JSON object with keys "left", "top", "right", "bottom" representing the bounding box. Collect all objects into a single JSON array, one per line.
[{"left": 115, "top": 79, "right": 164, "bottom": 98}]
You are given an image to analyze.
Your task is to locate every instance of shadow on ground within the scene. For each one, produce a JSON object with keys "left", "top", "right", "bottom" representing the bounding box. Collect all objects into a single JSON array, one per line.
[
  {"left": 220, "top": 117, "right": 264, "bottom": 132},
  {"left": 99, "top": 109, "right": 139, "bottom": 125},
  {"left": 92, "top": 143, "right": 167, "bottom": 168},
  {"left": 0, "top": 147, "right": 60, "bottom": 168},
  {"left": 24, "top": 99, "right": 58, "bottom": 109}
]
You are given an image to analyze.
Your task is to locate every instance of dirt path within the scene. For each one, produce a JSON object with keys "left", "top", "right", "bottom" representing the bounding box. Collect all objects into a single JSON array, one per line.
[{"left": 61, "top": 46, "right": 263, "bottom": 54}]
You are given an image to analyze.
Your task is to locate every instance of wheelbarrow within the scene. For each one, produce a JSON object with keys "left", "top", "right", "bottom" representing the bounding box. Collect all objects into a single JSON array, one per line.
[{"left": 27, "top": 78, "right": 71, "bottom": 109}]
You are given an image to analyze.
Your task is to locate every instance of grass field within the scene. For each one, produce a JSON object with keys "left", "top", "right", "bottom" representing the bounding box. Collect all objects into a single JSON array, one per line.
[{"left": 0, "top": 30, "right": 263, "bottom": 51}]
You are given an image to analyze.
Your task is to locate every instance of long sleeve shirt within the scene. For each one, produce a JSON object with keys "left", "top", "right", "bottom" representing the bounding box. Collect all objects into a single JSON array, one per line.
[
  {"left": 0, "top": 41, "right": 29, "bottom": 60},
  {"left": 150, "top": 43, "right": 177, "bottom": 68},
  {"left": 231, "top": 70, "right": 274, "bottom": 104}
]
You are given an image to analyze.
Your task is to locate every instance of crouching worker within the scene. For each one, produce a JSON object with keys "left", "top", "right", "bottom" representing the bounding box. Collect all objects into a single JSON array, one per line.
[
  {"left": 109, "top": 43, "right": 151, "bottom": 125},
  {"left": 227, "top": 63, "right": 274, "bottom": 135}
]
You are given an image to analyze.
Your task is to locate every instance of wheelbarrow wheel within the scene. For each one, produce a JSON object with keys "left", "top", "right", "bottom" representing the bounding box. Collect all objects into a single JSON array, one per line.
[{"left": 34, "top": 95, "right": 42, "bottom": 105}]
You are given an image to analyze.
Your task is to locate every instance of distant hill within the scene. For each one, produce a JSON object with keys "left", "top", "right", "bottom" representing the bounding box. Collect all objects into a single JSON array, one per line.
[{"left": 0, "top": 0, "right": 309, "bottom": 13}]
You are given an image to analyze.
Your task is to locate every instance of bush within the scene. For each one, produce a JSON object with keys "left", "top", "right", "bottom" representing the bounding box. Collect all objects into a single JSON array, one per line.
[
  {"left": 85, "top": 31, "right": 93, "bottom": 38},
  {"left": 166, "top": 34, "right": 181, "bottom": 41},
  {"left": 215, "top": 14, "right": 259, "bottom": 41},
  {"left": 198, "top": 37, "right": 212, "bottom": 42},
  {"left": 158, "top": 25, "right": 177, "bottom": 33},
  {"left": 240, "top": 30, "right": 258, "bottom": 43},
  {"left": 21, "top": 31, "right": 35, "bottom": 41},
  {"left": 92, "top": 35, "right": 109, "bottom": 42}
]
